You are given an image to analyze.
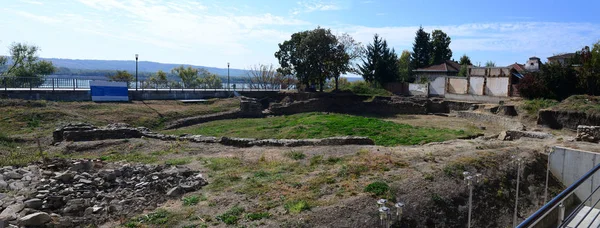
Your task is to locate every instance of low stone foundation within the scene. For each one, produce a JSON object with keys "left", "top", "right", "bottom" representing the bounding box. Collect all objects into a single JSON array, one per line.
[
  {"left": 576, "top": 125, "right": 600, "bottom": 143},
  {"left": 455, "top": 111, "right": 525, "bottom": 131},
  {"left": 54, "top": 123, "right": 375, "bottom": 147},
  {"left": 498, "top": 130, "right": 552, "bottom": 141}
]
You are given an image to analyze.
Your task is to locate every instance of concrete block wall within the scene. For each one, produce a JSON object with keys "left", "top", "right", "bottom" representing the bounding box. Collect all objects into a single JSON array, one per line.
[
  {"left": 408, "top": 83, "right": 428, "bottom": 97},
  {"left": 448, "top": 78, "right": 468, "bottom": 94},
  {"left": 549, "top": 146, "right": 600, "bottom": 208}
]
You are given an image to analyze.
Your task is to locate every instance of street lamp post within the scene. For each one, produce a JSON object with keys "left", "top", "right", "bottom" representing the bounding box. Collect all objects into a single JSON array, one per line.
[
  {"left": 227, "top": 62, "right": 230, "bottom": 91},
  {"left": 135, "top": 54, "right": 139, "bottom": 91}
]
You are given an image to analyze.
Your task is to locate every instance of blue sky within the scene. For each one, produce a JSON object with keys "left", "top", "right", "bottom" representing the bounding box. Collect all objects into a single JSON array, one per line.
[{"left": 1, "top": 0, "right": 600, "bottom": 71}]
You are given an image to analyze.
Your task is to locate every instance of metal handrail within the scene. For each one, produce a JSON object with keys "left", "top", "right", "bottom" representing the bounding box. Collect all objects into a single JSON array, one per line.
[
  {"left": 517, "top": 161, "right": 600, "bottom": 228},
  {"left": 0, "top": 76, "right": 288, "bottom": 91}
]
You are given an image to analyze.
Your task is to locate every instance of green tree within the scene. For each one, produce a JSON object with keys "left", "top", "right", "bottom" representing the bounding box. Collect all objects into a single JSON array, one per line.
[
  {"left": 172, "top": 65, "right": 200, "bottom": 88},
  {"left": 577, "top": 41, "right": 600, "bottom": 95},
  {"left": 485, "top": 61, "right": 496, "bottom": 67},
  {"left": 108, "top": 70, "right": 134, "bottom": 82},
  {"left": 358, "top": 34, "right": 400, "bottom": 86},
  {"left": 458, "top": 64, "right": 468, "bottom": 76},
  {"left": 145, "top": 70, "right": 168, "bottom": 88},
  {"left": 459, "top": 54, "right": 472, "bottom": 65},
  {"left": 0, "top": 43, "right": 55, "bottom": 87},
  {"left": 411, "top": 26, "right": 431, "bottom": 70},
  {"left": 199, "top": 68, "right": 223, "bottom": 89},
  {"left": 430, "top": 30, "right": 452, "bottom": 65},
  {"left": 275, "top": 27, "right": 351, "bottom": 91},
  {"left": 397, "top": 50, "right": 412, "bottom": 82}
]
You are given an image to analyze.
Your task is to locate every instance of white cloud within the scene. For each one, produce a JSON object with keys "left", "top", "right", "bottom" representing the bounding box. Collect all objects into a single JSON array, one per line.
[
  {"left": 15, "top": 11, "right": 61, "bottom": 24},
  {"left": 293, "top": 0, "right": 342, "bottom": 14},
  {"left": 19, "top": 0, "right": 43, "bottom": 5},
  {"left": 338, "top": 22, "right": 600, "bottom": 61},
  {"left": 6, "top": 0, "right": 599, "bottom": 68}
]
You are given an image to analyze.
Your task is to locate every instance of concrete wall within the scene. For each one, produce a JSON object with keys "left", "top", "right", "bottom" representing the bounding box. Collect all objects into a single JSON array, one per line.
[
  {"left": 549, "top": 146, "right": 600, "bottom": 208},
  {"left": 429, "top": 76, "right": 446, "bottom": 96},
  {"left": 408, "top": 83, "right": 428, "bottom": 97},
  {"left": 0, "top": 90, "right": 278, "bottom": 101},
  {"left": 485, "top": 77, "right": 509, "bottom": 97},
  {"left": 468, "top": 77, "right": 485, "bottom": 95},
  {"left": 448, "top": 78, "right": 468, "bottom": 94}
]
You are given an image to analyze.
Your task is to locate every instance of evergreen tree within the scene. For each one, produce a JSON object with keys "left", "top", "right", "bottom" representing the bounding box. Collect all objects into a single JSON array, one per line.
[
  {"left": 411, "top": 26, "right": 431, "bottom": 70},
  {"left": 459, "top": 54, "right": 472, "bottom": 66},
  {"left": 358, "top": 34, "right": 400, "bottom": 86},
  {"left": 430, "top": 30, "right": 452, "bottom": 65}
]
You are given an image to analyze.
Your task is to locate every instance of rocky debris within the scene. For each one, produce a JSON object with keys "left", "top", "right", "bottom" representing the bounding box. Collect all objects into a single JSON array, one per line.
[
  {"left": 576, "top": 125, "right": 600, "bottom": 143},
  {"left": 55, "top": 123, "right": 375, "bottom": 147},
  {"left": 18, "top": 212, "right": 51, "bottom": 226},
  {"left": 456, "top": 111, "right": 526, "bottom": 131},
  {"left": 0, "top": 158, "right": 207, "bottom": 227},
  {"left": 498, "top": 130, "right": 553, "bottom": 141}
]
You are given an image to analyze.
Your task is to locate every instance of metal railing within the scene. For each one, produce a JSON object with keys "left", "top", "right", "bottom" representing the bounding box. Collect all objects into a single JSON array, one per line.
[
  {"left": 0, "top": 76, "right": 286, "bottom": 91},
  {"left": 518, "top": 161, "right": 600, "bottom": 228}
]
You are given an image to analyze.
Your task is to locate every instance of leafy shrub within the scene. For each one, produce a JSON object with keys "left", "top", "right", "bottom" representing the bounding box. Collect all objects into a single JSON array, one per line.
[
  {"left": 517, "top": 73, "right": 551, "bottom": 99},
  {"left": 364, "top": 181, "right": 389, "bottom": 196}
]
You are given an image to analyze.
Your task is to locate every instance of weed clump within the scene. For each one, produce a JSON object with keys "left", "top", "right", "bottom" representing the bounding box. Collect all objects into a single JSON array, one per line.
[
  {"left": 182, "top": 195, "right": 200, "bottom": 206},
  {"left": 216, "top": 206, "right": 245, "bottom": 225},
  {"left": 284, "top": 200, "right": 311, "bottom": 214},
  {"left": 285, "top": 151, "right": 306, "bottom": 160},
  {"left": 364, "top": 181, "right": 389, "bottom": 196}
]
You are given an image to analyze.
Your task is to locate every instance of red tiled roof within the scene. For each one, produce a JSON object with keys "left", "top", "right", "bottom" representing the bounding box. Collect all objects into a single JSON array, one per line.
[
  {"left": 414, "top": 60, "right": 461, "bottom": 72},
  {"left": 508, "top": 63, "right": 526, "bottom": 72}
]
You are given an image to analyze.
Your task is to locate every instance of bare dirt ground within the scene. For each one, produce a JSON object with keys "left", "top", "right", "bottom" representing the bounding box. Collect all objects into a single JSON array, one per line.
[
  {"left": 48, "top": 115, "right": 580, "bottom": 227},
  {"left": 2, "top": 98, "right": 597, "bottom": 227}
]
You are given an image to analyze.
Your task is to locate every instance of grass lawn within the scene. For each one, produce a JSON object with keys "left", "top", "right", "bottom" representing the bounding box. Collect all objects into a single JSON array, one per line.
[{"left": 166, "top": 112, "right": 479, "bottom": 146}]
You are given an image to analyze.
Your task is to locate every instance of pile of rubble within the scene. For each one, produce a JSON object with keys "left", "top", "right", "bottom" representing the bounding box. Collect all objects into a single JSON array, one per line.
[
  {"left": 577, "top": 125, "right": 600, "bottom": 143},
  {"left": 0, "top": 159, "right": 207, "bottom": 227}
]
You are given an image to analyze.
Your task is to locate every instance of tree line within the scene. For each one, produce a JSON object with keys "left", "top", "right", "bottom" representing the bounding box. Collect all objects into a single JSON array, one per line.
[
  {"left": 273, "top": 26, "right": 458, "bottom": 90},
  {"left": 517, "top": 41, "right": 600, "bottom": 100},
  {"left": 0, "top": 43, "right": 56, "bottom": 86},
  {"left": 108, "top": 66, "right": 223, "bottom": 89}
]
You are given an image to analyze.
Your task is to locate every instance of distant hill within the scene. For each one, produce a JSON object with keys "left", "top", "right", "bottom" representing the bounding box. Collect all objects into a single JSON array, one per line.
[{"left": 43, "top": 58, "right": 249, "bottom": 77}]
